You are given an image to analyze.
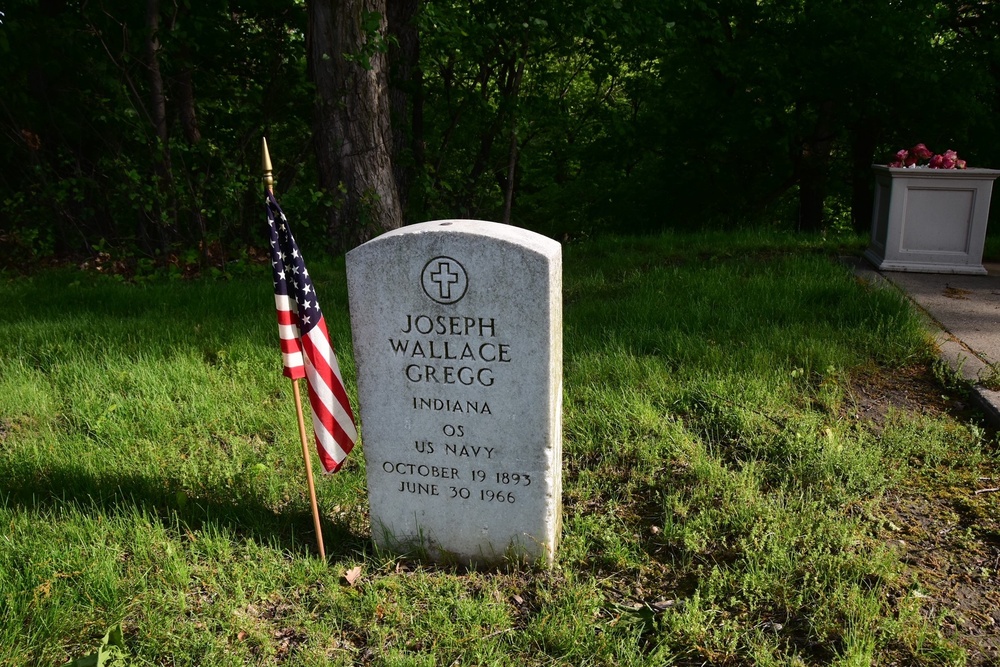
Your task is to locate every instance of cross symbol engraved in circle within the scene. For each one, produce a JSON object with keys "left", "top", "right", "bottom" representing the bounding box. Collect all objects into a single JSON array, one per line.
[
  {"left": 430, "top": 260, "right": 460, "bottom": 299},
  {"left": 420, "top": 256, "right": 468, "bottom": 304}
]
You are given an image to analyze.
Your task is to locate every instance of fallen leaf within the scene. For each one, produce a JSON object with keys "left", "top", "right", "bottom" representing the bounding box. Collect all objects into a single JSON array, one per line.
[
  {"left": 342, "top": 565, "right": 363, "bottom": 586},
  {"left": 512, "top": 594, "right": 525, "bottom": 605}
]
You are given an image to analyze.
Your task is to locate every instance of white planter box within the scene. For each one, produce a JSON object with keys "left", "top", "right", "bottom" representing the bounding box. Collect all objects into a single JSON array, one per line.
[{"left": 864, "top": 165, "right": 1000, "bottom": 274}]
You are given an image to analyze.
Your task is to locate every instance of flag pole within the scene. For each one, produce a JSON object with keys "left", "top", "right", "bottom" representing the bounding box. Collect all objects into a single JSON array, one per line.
[{"left": 264, "top": 137, "right": 327, "bottom": 561}]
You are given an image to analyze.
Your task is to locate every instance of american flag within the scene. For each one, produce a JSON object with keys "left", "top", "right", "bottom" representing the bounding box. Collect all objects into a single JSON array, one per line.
[{"left": 267, "top": 191, "right": 358, "bottom": 472}]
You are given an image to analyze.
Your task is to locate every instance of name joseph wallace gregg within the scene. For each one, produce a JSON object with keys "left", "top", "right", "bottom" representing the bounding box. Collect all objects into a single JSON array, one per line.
[{"left": 392, "top": 314, "right": 510, "bottom": 388}]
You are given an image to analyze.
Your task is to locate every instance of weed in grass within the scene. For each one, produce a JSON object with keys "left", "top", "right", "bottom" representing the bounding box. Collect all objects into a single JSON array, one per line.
[
  {"left": 932, "top": 356, "right": 973, "bottom": 398},
  {"left": 976, "top": 362, "right": 1000, "bottom": 391}
]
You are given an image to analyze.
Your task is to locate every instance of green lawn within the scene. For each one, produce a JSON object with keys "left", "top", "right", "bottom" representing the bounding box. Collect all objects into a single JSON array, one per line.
[{"left": 2, "top": 230, "right": 997, "bottom": 666}]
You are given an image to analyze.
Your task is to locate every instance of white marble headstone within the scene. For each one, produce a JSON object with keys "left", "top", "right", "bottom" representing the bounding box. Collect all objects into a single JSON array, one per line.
[{"left": 346, "top": 220, "right": 562, "bottom": 566}]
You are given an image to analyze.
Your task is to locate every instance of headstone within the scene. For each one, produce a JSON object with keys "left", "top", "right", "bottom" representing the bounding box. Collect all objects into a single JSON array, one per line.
[{"left": 346, "top": 220, "right": 562, "bottom": 566}]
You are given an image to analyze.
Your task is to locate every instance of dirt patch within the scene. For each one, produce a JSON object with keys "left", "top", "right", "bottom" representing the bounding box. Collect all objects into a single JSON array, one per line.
[
  {"left": 881, "top": 484, "right": 1000, "bottom": 666},
  {"left": 844, "top": 364, "right": 974, "bottom": 430},
  {"left": 944, "top": 287, "right": 974, "bottom": 300},
  {"left": 849, "top": 363, "right": 1000, "bottom": 665}
]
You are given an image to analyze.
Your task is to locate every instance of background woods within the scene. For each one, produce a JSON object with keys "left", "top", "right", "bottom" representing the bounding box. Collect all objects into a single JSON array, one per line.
[{"left": 2, "top": 0, "right": 1000, "bottom": 265}]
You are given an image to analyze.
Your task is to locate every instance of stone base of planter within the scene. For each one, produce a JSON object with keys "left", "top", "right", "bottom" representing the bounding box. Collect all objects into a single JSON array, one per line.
[
  {"left": 862, "top": 248, "right": 988, "bottom": 275},
  {"left": 865, "top": 166, "right": 1000, "bottom": 275}
]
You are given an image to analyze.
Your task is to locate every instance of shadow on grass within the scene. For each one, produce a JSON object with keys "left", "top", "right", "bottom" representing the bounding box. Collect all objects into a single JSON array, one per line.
[
  {"left": 0, "top": 463, "right": 369, "bottom": 561},
  {"left": 0, "top": 267, "right": 357, "bottom": 376}
]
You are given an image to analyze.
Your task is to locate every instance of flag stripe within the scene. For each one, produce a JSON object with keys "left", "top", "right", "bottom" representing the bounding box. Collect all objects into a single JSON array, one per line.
[
  {"left": 278, "top": 323, "right": 300, "bottom": 340},
  {"left": 300, "top": 321, "right": 357, "bottom": 467},
  {"left": 302, "top": 351, "right": 355, "bottom": 468},
  {"left": 304, "top": 363, "right": 358, "bottom": 446},
  {"left": 303, "top": 322, "right": 356, "bottom": 422},
  {"left": 310, "top": 418, "right": 343, "bottom": 472},
  {"left": 282, "top": 351, "right": 305, "bottom": 369},
  {"left": 303, "top": 325, "right": 358, "bottom": 441}
]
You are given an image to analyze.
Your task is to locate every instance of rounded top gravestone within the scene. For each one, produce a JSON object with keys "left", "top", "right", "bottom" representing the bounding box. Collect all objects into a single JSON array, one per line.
[{"left": 346, "top": 220, "right": 562, "bottom": 566}]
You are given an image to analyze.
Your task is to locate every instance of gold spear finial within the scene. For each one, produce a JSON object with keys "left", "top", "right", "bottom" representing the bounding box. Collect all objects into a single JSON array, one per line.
[{"left": 262, "top": 137, "right": 274, "bottom": 193}]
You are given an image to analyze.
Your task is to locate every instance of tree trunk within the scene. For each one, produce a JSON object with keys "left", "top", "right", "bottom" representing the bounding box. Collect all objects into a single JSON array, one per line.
[
  {"left": 144, "top": 0, "right": 173, "bottom": 251},
  {"left": 177, "top": 65, "right": 201, "bottom": 146},
  {"left": 850, "top": 119, "right": 880, "bottom": 234},
  {"left": 307, "top": 0, "right": 402, "bottom": 250},
  {"left": 797, "top": 100, "right": 836, "bottom": 233},
  {"left": 388, "top": 0, "right": 422, "bottom": 222},
  {"left": 176, "top": 62, "right": 210, "bottom": 263},
  {"left": 501, "top": 130, "right": 518, "bottom": 225},
  {"left": 500, "top": 58, "right": 525, "bottom": 225},
  {"left": 463, "top": 53, "right": 523, "bottom": 218},
  {"left": 145, "top": 0, "right": 169, "bottom": 178}
]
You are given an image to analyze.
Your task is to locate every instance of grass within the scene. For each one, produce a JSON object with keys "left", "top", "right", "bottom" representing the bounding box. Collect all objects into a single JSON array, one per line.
[{"left": 1, "top": 229, "right": 997, "bottom": 665}]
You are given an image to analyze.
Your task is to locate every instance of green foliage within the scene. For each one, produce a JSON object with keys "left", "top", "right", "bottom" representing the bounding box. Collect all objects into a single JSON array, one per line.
[
  {"left": 415, "top": 0, "right": 673, "bottom": 235},
  {"left": 5, "top": 1, "right": 1000, "bottom": 253},
  {"left": 409, "top": 0, "right": 1000, "bottom": 237},
  {"left": 0, "top": 1, "right": 322, "bottom": 266},
  {"left": 343, "top": 11, "right": 392, "bottom": 69},
  {"left": 62, "top": 625, "right": 127, "bottom": 667}
]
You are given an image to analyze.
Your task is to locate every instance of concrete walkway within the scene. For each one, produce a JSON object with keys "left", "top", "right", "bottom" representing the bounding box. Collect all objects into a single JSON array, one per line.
[{"left": 851, "top": 258, "right": 1000, "bottom": 424}]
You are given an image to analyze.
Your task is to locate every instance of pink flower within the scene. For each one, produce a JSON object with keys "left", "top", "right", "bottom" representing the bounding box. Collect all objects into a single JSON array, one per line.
[
  {"left": 888, "top": 144, "right": 970, "bottom": 168},
  {"left": 911, "top": 143, "right": 933, "bottom": 160}
]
